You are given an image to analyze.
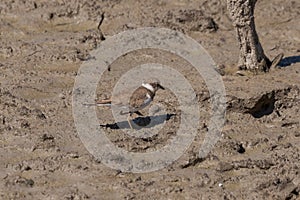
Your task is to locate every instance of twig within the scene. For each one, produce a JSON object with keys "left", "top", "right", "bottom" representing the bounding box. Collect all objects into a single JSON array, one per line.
[{"left": 97, "top": 13, "right": 106, "bottom": 41}]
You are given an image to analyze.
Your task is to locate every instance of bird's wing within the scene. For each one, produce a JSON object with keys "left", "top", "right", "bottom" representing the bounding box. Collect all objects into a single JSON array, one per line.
[{"left": 128, "top": 87, "right": 152, "bottom": 112}]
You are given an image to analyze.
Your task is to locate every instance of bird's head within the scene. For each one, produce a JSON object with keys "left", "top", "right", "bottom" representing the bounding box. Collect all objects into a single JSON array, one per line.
[
  {"left": 142, "top": 79, "right": 165, "bottom": 93},
  {"left": 149, "top": 81, "right": 165, "bottom": 92}
]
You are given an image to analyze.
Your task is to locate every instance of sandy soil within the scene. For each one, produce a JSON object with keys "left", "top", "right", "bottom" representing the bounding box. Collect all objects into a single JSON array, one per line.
[{"left": 0, "top": 0, "right": 299, "bottom": 199}]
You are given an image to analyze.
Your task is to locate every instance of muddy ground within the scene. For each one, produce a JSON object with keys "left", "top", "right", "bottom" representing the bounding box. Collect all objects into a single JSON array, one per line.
[{"left": 0, "top": 0, "right": 300, "bottom": 199}]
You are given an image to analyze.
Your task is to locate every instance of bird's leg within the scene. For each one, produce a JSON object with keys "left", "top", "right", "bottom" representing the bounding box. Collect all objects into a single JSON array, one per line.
[{"left": 127, "top": 113, "right": 133, "bottom": 129}]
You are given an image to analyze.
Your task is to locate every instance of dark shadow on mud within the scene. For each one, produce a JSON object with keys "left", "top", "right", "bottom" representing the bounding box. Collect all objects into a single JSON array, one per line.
[
  {"left": 278, "top": 55, "right": 300, "bottom": 67},
  {"left": 246, "top": 93, "right": 276, "bottom": 118},
  {"left": 100, "top": 113, "right": 176, "bottom": 130}
]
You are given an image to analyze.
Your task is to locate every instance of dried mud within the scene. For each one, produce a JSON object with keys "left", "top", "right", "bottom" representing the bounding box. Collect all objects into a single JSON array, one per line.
[{"left": 0, "top": 0, "right": 299, "bottom": 199}]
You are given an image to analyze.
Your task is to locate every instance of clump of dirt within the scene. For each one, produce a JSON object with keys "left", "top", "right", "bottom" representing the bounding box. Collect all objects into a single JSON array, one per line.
[{"left": 160, "top": 9, "right": 218, "bottom": 33}]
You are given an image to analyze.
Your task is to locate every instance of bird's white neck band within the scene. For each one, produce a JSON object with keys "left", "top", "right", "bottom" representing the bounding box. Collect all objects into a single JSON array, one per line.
[{"left": 142, "top": 83, "right": 154, "bottom": 92}]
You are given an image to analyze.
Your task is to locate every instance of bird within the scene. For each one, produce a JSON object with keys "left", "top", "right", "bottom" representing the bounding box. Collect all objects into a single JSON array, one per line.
[{"left": 84, "top": 80, "right": 165, "bottom": 129}]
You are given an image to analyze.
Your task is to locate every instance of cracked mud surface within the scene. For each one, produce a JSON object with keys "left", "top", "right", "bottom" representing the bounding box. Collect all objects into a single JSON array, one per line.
[{"left": 0, "top": 0, "right": 299, "bottom": 199}]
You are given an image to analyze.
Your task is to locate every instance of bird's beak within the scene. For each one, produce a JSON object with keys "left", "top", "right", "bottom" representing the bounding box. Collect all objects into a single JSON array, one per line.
[{"left": 158, "top": 84, "right": 165, "bottom": 90}]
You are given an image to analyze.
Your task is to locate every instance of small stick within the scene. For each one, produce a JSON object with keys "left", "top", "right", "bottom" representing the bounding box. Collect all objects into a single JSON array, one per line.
[{"left": 97, "top": 13, "right": 106, "bottom": 41}]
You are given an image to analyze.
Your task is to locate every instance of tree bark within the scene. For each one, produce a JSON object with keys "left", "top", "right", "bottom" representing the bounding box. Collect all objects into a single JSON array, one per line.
[{"left": 227, "top": 0, "right": 271, "bottom": 72}]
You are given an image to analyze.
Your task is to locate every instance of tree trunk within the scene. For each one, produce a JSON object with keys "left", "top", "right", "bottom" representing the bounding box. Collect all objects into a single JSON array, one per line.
[{"left": 227, "top": 0, "right": 271, "bottom": 72}]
